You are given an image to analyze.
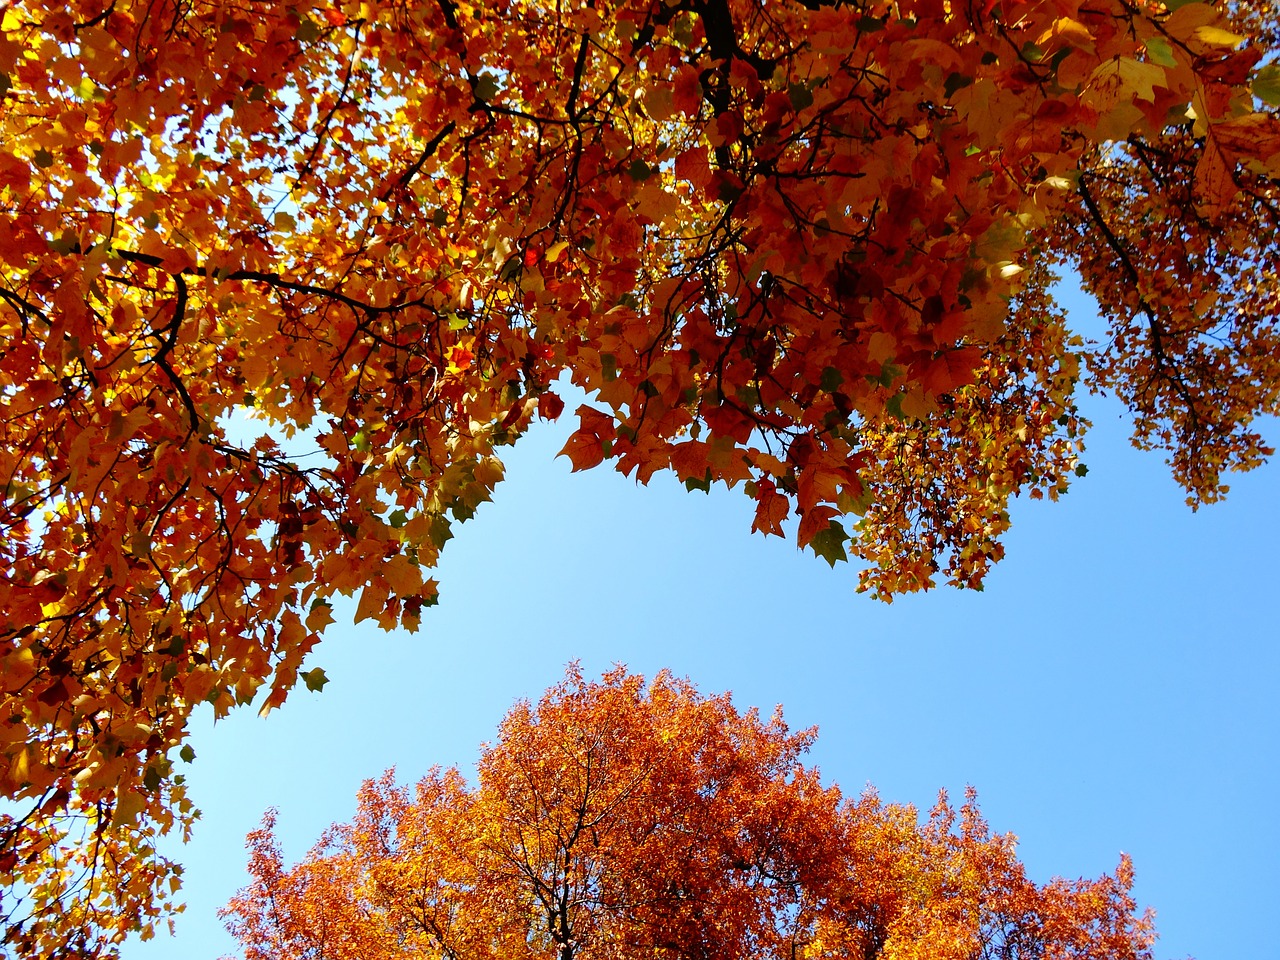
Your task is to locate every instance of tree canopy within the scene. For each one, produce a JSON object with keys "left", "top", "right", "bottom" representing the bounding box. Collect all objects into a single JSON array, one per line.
[
  {"left": 0, "top": 0, "right": 1277, "bottom": 953},
  {"left": 222, "top": 667, "right": 1157, "bottom": 960}
]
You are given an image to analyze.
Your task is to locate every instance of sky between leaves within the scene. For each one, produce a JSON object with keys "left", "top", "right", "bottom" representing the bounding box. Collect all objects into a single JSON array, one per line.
[{"left": 117, "top": 287, "right": 1278, "bottom": 960}]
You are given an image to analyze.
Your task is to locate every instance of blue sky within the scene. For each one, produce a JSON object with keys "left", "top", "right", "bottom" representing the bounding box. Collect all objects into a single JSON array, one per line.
[{"left": 122, "top": 289, "right": 1278, "bottom": 960}]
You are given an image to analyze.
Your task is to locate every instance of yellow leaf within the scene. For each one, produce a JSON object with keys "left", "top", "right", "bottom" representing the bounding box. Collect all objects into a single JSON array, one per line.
[
  {"left": 519, "top": 268, "right": 545, "bottom": 294},
  {"left": 9, "top": 745, "right": 30, "bottom": 785},
  {"left": 111, "top": 789, "right": 147, "bottom": 827},
  {"left": 1093, "top": 56, "right": 1167, "bottom": 103},
  {"left": 304, "top": 604, "right": 335, "bottom": 634},
  {"left": 1164, "top": 2, "right": 1219, "bottom": 40},
  {"left": 382, "top": 555, "right": 423, "bottom": 598},
  {"left": 1192, "top": 25, "right": 1244, "bottom": 47},
  {"left": 1041, "top": 16, "right": 1093, "bottom": 47},
  {"left": 900, "top": 389, "right": 937, "bottom": 422},
  {"left": 1093, "top": 101, "right": 1147, "bottom": 142},
  {"left": 353, "top": 579, "right": 387, "bottom": 625},
  {"left": 278, "top": 610, "right": 306, "bottom": 649}
]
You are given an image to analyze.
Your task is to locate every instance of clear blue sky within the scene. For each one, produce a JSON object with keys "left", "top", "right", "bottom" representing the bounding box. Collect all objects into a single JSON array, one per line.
[{"left": 122, "top": 289, "right": 1277, "bottom": 960}]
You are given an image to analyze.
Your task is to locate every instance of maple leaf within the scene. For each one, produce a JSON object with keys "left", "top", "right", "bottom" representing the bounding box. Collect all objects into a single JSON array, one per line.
[
  {"left": 751, "top": 483, "right": 791, "bottom": 537},
  {"left": 558, "top": 406, "right": 616, "bottom": 472},
  {"left": 302, "top": 668, "right": 329, "bottom": 693},
  {"left": 808, "top": 519, "right": 850, "bottom": 567}
]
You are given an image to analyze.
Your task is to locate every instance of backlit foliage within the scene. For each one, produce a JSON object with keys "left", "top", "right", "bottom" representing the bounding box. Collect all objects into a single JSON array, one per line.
[
  {"left": 1, "top": 0, "right": 1276, "bottom": 951},
  {"left": 223, "top": 667, "right": 1158, "bottom": 960}
]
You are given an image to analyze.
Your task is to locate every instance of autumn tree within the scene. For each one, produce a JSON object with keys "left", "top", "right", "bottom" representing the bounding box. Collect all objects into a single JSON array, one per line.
[
  {"left": 222, "top": 666, "right": 1157, "bottom": 960},
  {"left": 1, "top": 0, "right": 1277, "bottom": 952}
]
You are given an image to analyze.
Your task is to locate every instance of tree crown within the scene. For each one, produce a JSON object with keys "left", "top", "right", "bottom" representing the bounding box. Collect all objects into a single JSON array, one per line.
[{"left": 223, "top": 666, "right": 1158, "bottom": 960}]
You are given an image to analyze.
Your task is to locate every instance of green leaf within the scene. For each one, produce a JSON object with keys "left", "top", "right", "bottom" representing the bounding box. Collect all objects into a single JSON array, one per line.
[
  {"left": 498, "top": 257, "right": 521, "bottom": 281},
  {"left": 716, "top": 176, "right": 744, "bottom": 203},
  {"left": 48, "top": 231, "right": 78, "bottom": 254},
  {"left": 474, "top": 72, "right": 500, "bottom": 101},
  {"left": 388, "top": 508, "right": 408, "bottom": 528},
  {"left": 296, "top": 17, "right": 322, "bottom": 42},
  {"left": 885, "top": 393, "right": 906, "bottom": 420},
  {"left": 869, "top": 362, "right": 903, "bottom": 389},
  {"left": 627, "top": 159, "right": 652, "bottom": 181},
  {"left": 837, "top": 485, "right": 874, "bottom": 517},
  {"left": 1253, "top": 64, "right": 1280, "bottom": 107},
  {"left": 672, "top": 13, "right": 695, "bottom": 46},
  {"left": 302, "top": 668, "right": 329, "bottom": 693},
  {"left": 1074, "top": 463, "right": 1089, "bottom": 477},
  {"left": 685, "top": 469, "right": 712, "bottom": 493},
  {"left": 820, "top": 366, "right": 843, "bottom": 392},
  {"left": 809, "top": 520, "right": 849, "bottom": 568},
  {"left": 1144, "top": 37, "right": 1178, "bottom": 68},
  {"left": 787, "top": 83, "right": 814, "bottom": 111},
  {"left": 429, "top": 514, "right": 453, "bottom": 548},
  {"left": 944, "top": 72, "right": 972, "bottom": 99},
  {"left": 179, "top": 745, "right": 196, "bottom": 763}
]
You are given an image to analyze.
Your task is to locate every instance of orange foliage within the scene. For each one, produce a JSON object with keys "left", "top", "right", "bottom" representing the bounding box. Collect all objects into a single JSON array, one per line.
[
  {"left": 1, "top": 0, "right": 1276, "bottom": 950},
  {"left": 222, "top": 667, "right": 1157, "bottom": 960}
]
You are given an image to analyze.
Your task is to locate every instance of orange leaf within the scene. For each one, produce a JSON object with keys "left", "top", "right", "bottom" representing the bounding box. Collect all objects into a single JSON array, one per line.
[{"left": 751, "top": 487, "right": 790, "bottom": 537}]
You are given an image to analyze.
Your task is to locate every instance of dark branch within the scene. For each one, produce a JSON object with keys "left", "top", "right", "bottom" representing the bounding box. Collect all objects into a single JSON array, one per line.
[{"left": 384, "top": 120, "right": 457, "bottom": 200}]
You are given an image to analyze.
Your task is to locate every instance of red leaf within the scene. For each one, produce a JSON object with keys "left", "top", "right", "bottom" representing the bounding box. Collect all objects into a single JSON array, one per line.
[{"left": 539, "top": 392, "right": 565, "bottom": 420}]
